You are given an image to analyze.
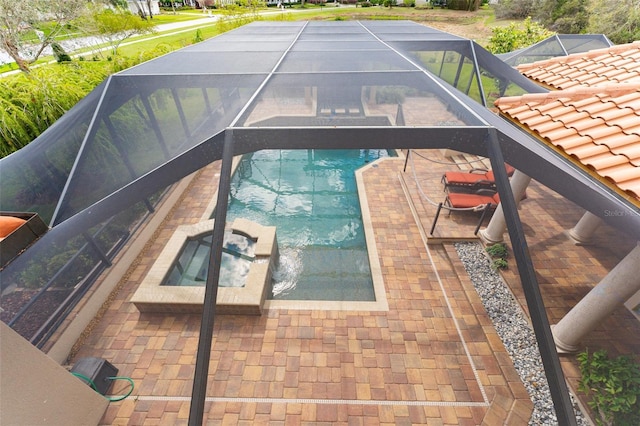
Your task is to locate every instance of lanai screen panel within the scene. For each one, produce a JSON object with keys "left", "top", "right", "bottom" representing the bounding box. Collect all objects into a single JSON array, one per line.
[
  {"left": 239, "top": 21, "right": 487, "bottom": 128},
  {"left": 0, "top": 88, "right": 104, "bottom": 224},
  {"left": 390, "top": 39, "right": 545, "bottom": 106},
  {"left": 51, "top": 73, "right": 265, "bottom": 224},
  {"left": 47, "top": 23, "right": 307, "bottom": 224},
  {"left": 557, "top": 34, "right": 613, "bottom": 54},
  {"left": 499, "top": 34, "right": 614, "bottom": 66}
]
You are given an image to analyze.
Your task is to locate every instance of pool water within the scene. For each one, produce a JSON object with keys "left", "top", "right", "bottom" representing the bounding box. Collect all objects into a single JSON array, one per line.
[{"left": 224, "top": 149, "right": 391, "bottom": 301}]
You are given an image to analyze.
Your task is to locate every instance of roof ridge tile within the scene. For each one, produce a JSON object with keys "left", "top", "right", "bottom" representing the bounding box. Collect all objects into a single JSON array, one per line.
[
  {"left": 495, "top": 85, "right": 637, "bottom": 107},
  {"left": 517, "top": 41, "right": 640, "bottom": 70}
]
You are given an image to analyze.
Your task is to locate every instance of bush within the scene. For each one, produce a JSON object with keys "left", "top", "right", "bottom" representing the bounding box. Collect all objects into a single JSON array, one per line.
[
  {"left": 486, "top": 17, "right": 554, "bottom": 54},
  {"left": 578, "top": 349, "right": 640, "bottom": 426},
  {"left": 486, "top": 243, "right": 508, "bottom": 270},
  {"left": 193, "top": 28, "right": 204, "bottom": 43},
  {"left": 491, "top": 258, "right": 508, "bottom": 270},
  {"left": 486, "top": 242, "right": 508, "bottom": 259},
  {"left": 0, "top": 45, "right": 171, "bottom": 157},
  {"left": 0, "top": 63, "right": 107, "bottom": 156},
  {"left": 51, "top": 43, "right": 72, "bottom": 63},
  {"left": 448, "top": 0, "right": 480, "bottom": 10}
]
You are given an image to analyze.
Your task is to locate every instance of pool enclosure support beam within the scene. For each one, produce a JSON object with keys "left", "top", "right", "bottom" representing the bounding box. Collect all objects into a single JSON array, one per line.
[
  {"left": 486, "top": 129, "right": 577, "bottom": 425},
  {"left": 188, "top": 130, "right": 235, "bottom": 426},
  {"left": 469, "top": 42, "right": 487, "bottom": 107},
  {"left": 35, "top": 126, "right": 640, "bottom": 271}
]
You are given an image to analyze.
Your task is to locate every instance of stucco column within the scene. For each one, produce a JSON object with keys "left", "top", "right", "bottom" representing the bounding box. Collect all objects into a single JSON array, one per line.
[
  {"left": 567, "top": 211, "right": 602, "bottom": 245},
  {"left": 479, "top": 170, "right": 531, "bottom": 244},
  {"left": 552, "top": 242, "right": 640, "bottom": 353}
]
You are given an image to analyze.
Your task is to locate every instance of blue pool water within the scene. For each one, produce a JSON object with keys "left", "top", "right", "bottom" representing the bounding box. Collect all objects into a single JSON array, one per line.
[{"left": 224, "top": 149, "right": 391, "bottom": 301}]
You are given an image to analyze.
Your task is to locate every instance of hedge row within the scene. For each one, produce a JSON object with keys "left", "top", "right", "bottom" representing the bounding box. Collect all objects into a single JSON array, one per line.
[{"left": 0, "top": 48, "right": 170, "bottom": 158}]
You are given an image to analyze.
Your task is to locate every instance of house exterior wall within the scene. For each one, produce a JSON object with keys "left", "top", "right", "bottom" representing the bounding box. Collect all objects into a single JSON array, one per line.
[{"left": 0, "top": 322, "right": 109, "bottom": 425}]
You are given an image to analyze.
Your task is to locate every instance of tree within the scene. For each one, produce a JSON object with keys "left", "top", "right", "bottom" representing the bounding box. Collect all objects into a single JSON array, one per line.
[
  {"left": 130, "top": 0, "right": 157, "bottom": 19},
  {"left": 536, "top": 0, "right": 589, "bottom": 34},
  {"left": 80, "top": 7, "right": 156, "bottom": 56},
  {"left": 145, "top": 0, "right": 157, "bottom": 18},
  {"left": 105, "top": 0, "right": 130, "bottom": 7},
  {"left": 588, "top": 0, "right": 640, "bottom": 44},
  {"left": 467, "top": 0, "right": 480, "bottom": 11},
  {"left": 447, "top": 0, "right": 481, "bottom": 10},
  {"left": 492, "top": 0, "right": 541, "bottom": 19},
  {"left": 0, "top": 0, "right": 88, "bottom": 73}
]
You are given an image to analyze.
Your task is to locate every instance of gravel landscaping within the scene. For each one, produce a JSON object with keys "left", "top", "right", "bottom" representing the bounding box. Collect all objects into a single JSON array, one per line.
[{"left": 454, "top": 242, "right": 588, "bottom": 426}]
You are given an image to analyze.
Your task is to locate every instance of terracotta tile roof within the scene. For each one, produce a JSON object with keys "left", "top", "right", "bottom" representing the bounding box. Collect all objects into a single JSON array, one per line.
[
  {"left": 517, "top": 41, "right": 640, "bottom": 90},
  {"left": 495, "top": 84, "right": 640, "bottom": 206}
]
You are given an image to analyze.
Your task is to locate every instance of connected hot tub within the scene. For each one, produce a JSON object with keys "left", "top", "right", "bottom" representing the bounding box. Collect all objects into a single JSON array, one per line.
[{"left": 131, "top": 218, "right": 277, "bottom": 315}]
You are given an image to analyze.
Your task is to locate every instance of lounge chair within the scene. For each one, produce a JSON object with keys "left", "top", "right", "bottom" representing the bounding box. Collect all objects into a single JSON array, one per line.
[
  {"left": 444, "top": 192, "right": 500, "bottom": 211},
  {"left": 441, "top": 164, "right": 516, "bottom": 192},
  {"left": 429, "top": 191, "right": 500, "bottom": 236}
]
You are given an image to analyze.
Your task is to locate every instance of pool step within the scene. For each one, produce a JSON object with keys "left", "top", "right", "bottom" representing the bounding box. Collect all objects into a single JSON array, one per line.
[{"left": 273, "top": 246, "right": 375, "bottom": 301}]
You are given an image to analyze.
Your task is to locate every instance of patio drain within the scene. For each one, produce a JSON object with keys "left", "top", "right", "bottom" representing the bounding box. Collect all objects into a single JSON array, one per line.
[{"left": 136, "top": 395, "right": 490, "bottom": 407}]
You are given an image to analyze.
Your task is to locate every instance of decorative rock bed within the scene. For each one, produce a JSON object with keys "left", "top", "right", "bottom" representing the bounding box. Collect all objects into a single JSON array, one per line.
[
  {"left": 454, "top": 242, "right": 588, "bottom": 426},
  {"left": 131, "top": 218, "right": 277, "bottom": 315}
]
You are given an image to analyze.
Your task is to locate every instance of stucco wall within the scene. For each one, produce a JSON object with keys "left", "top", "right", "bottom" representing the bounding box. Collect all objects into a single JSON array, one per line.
[{"left": 0, "top": 323, "right": 109, "bottom": 425}]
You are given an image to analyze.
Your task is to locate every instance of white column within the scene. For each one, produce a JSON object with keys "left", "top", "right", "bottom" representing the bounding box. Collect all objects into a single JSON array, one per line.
[
  {"left": 567, "top": 211, "right": 602, "bottom": 245},
  {"left": 552, "top": 243, "right": 640, "bottom": 353},
  {"left": 479, "top": 170, "right": 531, "bottom": 244}
]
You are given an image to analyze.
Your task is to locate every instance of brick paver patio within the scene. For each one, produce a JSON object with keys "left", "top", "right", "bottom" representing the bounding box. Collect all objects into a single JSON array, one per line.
[{"left": 70, "top": 150, "right": 639, "bottom": 425}]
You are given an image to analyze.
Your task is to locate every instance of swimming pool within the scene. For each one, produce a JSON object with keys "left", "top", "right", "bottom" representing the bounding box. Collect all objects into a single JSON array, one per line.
[{"left": 224, "top": 149, "right": 392, "bottom": 301}]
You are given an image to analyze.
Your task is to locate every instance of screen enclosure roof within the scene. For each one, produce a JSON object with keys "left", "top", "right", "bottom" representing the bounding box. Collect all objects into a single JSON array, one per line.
[
  {"left": 1, "top": 20, "right": 638, "bottom": 249},
  {"left": 497, "top": 34, "right": 614, "bottom": 67}
]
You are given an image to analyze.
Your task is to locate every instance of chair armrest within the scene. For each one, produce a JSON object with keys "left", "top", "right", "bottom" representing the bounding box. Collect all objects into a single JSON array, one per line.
[{"left": 474, "top": 189, "right": 497, "bottom": 196}]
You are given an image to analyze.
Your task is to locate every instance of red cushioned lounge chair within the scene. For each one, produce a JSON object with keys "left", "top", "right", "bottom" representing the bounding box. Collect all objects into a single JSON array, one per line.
[
  {"left": 429, "top": 191, "right": 500, "bottom": 236},
  {"left": 444, "top": 192, "right": 500, "bottom": 211},
  {"left": 441, "top": 164, "right": 516, "bottom": 192}
]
